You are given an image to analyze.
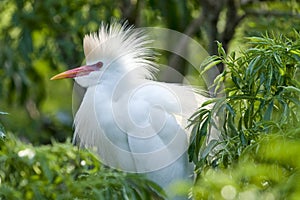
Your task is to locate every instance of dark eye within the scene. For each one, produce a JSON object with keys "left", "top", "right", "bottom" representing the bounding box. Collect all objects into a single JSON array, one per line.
[
  {"left": 95, "top": 61, "right": 103, "bottom": 68},
  {"left": 93, "top": 61, "right": 103, "bottom": 68}
]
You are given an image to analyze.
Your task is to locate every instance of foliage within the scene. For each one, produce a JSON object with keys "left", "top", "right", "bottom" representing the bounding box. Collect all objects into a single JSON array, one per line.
[
  {"left": 0, "top": 0, "right": 120, "bottom": 104},
  {"left": 0, "top": 0, "right": 119, "bottom": 106},
  {"left": 193, "top": 126, "right": 300, "bottom": 199},
  {"left": 0, "top": 111, "right": 8, "bottom": 139},
  {"left": 243, "top": 0, "right": 300, "bottom": 38},
  {"left": 189, "top": 32, "right": 300, "bottom": 176},
  {"left": 0, "top": 0, "right": 123, "bottom": 143},
  {"left": 0, "top": 135, "right": 165, "bottom": 200},
  {"left": 0, "top": 0, "right": 299, "bottom": 145},
  {"left": 0, "top": 1, "right": 299, "bottom": 199},
  {"left": 1, "top": 0, "right": 298, "bottom": 107}
]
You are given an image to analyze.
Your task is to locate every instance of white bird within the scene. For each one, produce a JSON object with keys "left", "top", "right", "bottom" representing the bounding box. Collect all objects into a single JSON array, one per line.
[{"left": 51, "top": 22, "right": 211, "bottom": 198}]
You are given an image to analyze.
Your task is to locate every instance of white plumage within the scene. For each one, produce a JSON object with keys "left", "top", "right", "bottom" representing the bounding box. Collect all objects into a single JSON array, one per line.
[{"left": 51, "top": 22, "right": 211, "bottom": 198}]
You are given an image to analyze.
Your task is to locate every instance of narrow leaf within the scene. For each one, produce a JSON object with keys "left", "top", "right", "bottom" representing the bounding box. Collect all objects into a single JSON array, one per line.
[
  {"left": 201, "top": 139, "right": 218, "bottom": 159},
  {"left": 263, "top": 100, "right": 273, "bottom": 121}
]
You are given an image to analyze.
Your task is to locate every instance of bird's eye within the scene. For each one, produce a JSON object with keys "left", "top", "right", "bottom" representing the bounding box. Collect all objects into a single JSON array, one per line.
[{"left": 93, "top": 61, "right": 103, "bottom": 68}]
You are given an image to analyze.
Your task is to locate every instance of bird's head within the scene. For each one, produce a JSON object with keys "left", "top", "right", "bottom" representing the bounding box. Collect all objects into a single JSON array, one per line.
[{"left": 51, "top": 22, "right": 156, "bottom": 87}]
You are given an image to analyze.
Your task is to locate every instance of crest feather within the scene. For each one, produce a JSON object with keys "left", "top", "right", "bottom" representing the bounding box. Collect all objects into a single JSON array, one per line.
[{"left": 83, "top": 22, "right": 157, "bottom": 79}]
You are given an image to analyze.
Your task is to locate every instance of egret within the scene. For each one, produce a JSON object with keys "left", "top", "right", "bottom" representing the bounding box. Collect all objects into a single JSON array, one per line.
[{"left": 51, "top": 22, "right": 212, "bottom": 198}]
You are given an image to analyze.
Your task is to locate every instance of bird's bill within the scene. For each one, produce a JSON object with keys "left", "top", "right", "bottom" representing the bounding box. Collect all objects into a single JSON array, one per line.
[{"left": 50, "top": 61, "right": 103, "bottom": 80}]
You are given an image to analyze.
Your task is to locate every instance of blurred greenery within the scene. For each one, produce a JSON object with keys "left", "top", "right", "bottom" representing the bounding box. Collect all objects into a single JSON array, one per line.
[
  {"left": 0, "top": 134, "right": 165, "bottom": 199},
  {"left": 0, "top": 0, "right": 300, "bottom": 199},
  {"left": 193, "top": 126, "right": 300, "bottom": 199},
  {"left": 1, "top": 0, "right": 299, "bottom": 144},
  {"left": 0, "top": 112, "right": 7, "bottom": 139}
]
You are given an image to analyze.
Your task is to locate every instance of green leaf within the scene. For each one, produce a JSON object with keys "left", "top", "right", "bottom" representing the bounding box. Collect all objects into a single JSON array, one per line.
[
  {"left": 263, "top": 100, "right": 273, "bottom": 121},
  {"left": 239, "top": 131, "right": 247, "bottom": 146},
  {"left": 0, "top": 123, "right": 6, "bottom": 139},
  {"left": 188, "top": 122, "right": 200, "bottom": 162},
  {"left": 201, "top": 139, "right": 218, "bottom": 159},
  {"left": 201, "top": 99, "right": 218, "bottom": 107},
  {"left": 290, "top": 48, "right": 300, "bottom": 55},
  {"left": 225, "top": 103, "right": 235, "bottom": 117},
  {"left": 227, "top": 112, "right": 238, "bottom": 136},
  {"left": 187, "top": 108, "right": 210, "bottom": 128},
  {"left": 246, "top": 55, "right": 261, "bottom": 78},
  {"left": 200, "top": 56, "right": 222, "bottom": 75},
  {"left": 217, "top": 41, "right": 226, "bottom": 57},
  {"left": 280, "top": 86, "right": 300, "bottom": 94},
  {"left": 273, "top": 52, "right": 282, "bottom": 66},
  {"left": 243, "top": 107, "right": 249, "bottom": 129}
]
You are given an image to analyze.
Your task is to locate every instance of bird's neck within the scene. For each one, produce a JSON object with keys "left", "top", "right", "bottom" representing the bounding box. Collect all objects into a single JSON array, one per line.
[{"left": 98, "top": 61, "right": 149, "bottom": 94}]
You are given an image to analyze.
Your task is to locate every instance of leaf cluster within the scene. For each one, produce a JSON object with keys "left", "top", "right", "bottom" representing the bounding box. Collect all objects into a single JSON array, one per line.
[
  {"left": 189, "top": 32, "right": 300, "bottom": 176},
  {"left": 0, "top": 135, "right": 165, "bottom": 200},
  {"left": 0, "top": 0, "right": 118, "bottom": 106},
  {"left": 0, "top": 112, "right": 8, "bottom": 139},
  {"left": 193, "top": 126, "right": 300, "bottom": 199}
]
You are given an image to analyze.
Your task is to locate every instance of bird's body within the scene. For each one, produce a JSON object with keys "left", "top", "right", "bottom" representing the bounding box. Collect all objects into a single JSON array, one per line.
[
  {"left": 51, "top": 22, "right": 211, "bottom": 197},
  {"left": 74, "top": 80, "right": 194, "bottom": 187}
]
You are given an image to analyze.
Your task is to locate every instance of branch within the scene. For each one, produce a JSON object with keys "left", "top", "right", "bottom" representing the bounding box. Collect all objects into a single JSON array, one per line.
[
  {"left": 163, "top": 12, "right": 205, "bottom": 82},
  {"left": 221, "top": 0, "right": 246, "bottom": 49},
  {"left": 183, "top": 11, "right": 206, "bottom": 37},
  {"left": 245, "top": 9, "right": 300, "bottom": 19},
  {"left": 120, "top": 0, "right": 143, "bottom": 26}
]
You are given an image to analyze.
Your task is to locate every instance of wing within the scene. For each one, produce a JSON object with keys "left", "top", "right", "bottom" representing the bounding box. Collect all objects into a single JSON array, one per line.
[
  {"left": 124, "top": 80, "right": 210, "bottom": 133},
  {"left": 112, "top": 80, "right": 199, "bottom": 187},
  {"left": 112, "top": 81, "right": 204, "bottom": 172}
]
